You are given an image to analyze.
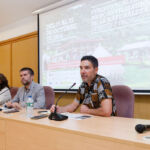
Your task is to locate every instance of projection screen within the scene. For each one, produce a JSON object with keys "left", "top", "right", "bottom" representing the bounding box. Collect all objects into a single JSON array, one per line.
[{"left": 39, "top": 0, "right": 150, "bottom": 93}]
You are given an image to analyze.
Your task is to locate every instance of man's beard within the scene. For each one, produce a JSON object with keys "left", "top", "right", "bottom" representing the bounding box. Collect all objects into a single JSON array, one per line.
[{"left": 22, "top": 81, "right": 30, "bottom": 86}]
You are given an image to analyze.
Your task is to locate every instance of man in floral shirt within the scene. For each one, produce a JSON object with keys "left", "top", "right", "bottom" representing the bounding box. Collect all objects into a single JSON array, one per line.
[{"left": 51, "top": 55, "right": 116, "bottom": 116}]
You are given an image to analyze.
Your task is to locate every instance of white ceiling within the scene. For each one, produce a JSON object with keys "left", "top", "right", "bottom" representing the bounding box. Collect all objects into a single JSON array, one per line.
[{"left": 0, "top": 0, "right": 61, "bottom": 28}]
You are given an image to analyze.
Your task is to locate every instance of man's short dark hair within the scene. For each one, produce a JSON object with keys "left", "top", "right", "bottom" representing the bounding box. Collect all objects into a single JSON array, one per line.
[
  {"left": 81, "top": 55, "right": 98, "bottom": 68},
  {"left": 20, "top": 67, "right": 34, "bottom": 76}
]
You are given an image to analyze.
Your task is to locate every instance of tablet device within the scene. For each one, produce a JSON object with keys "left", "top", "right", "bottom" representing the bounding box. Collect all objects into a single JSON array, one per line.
[
  {"left": 31, "top": 114, "right": 48, "bottom": 120},
  {"left": 3, "top": 108, "right": 19, "bottom": 113}
]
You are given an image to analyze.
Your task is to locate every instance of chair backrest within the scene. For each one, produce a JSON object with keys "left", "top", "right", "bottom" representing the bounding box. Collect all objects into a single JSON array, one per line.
[
  {"left": 43, "top": 86, "right": 55, "bottom": 109},
  {"left": 10, "top": 87, "right": 19, "bottom": 99},
  {"left": 112, "top": 85, "right": 134, "bottom": 118}
]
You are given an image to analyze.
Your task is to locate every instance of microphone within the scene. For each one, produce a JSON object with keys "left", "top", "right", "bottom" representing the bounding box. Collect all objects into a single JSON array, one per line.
[
  {"left": 49, "top": 83, "right": 76, "bottom": 121},
  {"left": 135, "top": 124, "right": 150, "bottom": 133}
]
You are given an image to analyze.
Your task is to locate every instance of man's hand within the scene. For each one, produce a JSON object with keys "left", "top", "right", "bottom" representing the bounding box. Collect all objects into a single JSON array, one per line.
[
  {"left": 50, "top": 105, "right": 61, "bottom": 113},
  {"left": 80, "top": 104, "right": 90, "bottom": 114},
  {"left": 80, "top": 99, "right": 112, "bottom": 117},
  {"left": 12, "top": 102, "right": 21, "bottom": 110},
  {"left": 5, "top": 101, "right": 13, "bottom": 108}
]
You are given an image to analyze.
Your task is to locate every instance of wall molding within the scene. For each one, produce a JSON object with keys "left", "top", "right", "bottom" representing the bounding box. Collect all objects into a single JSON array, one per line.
[{"left": 0, "top": 31, "right": 37, "bottom": 46}]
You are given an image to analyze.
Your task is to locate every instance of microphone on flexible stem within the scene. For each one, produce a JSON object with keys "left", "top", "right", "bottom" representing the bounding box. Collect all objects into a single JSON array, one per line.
[
  {"left": 49, "top": 83, "right": 76, "bottom": 121},
  {"left": 135, "top": 124, "right": 150, "bottom": 133}
]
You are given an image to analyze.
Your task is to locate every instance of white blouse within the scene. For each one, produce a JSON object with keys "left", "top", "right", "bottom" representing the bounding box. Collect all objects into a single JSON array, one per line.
[{"left": 0, "top": 87, "right": 11, "bottom": 105}]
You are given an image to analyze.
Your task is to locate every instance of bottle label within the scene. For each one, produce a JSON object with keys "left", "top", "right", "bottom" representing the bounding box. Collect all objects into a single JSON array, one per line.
[{"left": 26, "top": 103, "right": 34, "bottom": 107}]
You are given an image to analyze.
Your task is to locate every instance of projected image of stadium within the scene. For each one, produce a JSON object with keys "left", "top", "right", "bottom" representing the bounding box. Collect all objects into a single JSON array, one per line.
[{"left": 39, "top": 0, "right": 150, "bottom": 91}]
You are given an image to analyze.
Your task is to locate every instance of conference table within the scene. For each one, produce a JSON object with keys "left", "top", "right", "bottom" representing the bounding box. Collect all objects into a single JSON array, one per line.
[{"left": 0, "top": 110, "right": 150, "bottom": 150}]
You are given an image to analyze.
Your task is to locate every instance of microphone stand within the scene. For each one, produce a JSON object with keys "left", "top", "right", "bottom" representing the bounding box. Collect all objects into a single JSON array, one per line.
[{"left": 49, "top": 83, "right": 76, "bottom": 121}]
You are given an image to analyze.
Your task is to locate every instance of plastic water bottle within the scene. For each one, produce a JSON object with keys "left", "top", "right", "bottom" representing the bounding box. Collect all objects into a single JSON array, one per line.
[{"left": 26, "top": 96, "right": 34, "bottom": 118}]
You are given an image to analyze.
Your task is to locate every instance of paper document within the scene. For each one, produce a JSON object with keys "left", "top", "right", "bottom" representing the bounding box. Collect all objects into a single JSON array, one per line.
[{"left": 61, "top": 113, "right": 91, "bottom": 120}]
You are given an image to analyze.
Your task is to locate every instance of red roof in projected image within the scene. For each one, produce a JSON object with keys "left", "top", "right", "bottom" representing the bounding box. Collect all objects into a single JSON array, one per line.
[{"left": 47, "top": 55, "right": 125, "bottom": 70}]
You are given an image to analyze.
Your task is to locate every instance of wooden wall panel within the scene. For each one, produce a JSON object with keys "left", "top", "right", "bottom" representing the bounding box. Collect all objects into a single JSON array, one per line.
[
  {"left": 12, "top": 36, "right": 38, "bottom": 87},
  {"left": 55, "top": 93, "right": 75, "bottom": 106},
  {"left": 0, "top": 44, "right": 11, "bottom": 85},
  {"left": 134, "top": 95, "right": 150, "bottom": 119}
]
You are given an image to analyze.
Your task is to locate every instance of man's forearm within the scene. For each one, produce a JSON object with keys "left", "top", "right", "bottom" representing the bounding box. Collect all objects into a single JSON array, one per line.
[
  {"left": 60, "top": 103, "right": 76, "bottom": 113},
  {"left": 86, "top": 99, "right": 113, "bottom": 117},
  {"left": 59, "top": 100, "right": 79, "bottom": 113},
  {"left": 82, "top": 107, "right": 112, "bottom": 117}
]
